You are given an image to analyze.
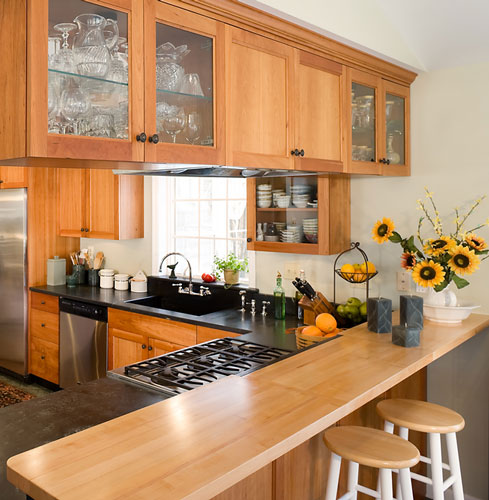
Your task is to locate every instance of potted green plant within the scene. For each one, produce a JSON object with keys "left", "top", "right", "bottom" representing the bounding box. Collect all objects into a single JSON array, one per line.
[{"left": 213, "top": 253, "right": 249, "bottom": 285}]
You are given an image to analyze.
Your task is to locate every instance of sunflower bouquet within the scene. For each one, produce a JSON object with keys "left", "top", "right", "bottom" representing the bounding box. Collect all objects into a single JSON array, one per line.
[{"left": 372, "top": 188, "right": 489, "bottom": 291}]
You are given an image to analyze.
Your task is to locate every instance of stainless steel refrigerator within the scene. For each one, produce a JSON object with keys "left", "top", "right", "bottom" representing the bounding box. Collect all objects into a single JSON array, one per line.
[{"left": 0, "top": 189, "right": 27, "bottom": 376}]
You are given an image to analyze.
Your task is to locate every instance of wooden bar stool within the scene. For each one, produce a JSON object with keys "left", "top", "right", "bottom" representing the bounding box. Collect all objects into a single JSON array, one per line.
[
  {"left": 323, "top": 426, "right": 420, "bottom": 500},
  {"left": 377, "top": 399, "right": 465, "bottom": 500}
]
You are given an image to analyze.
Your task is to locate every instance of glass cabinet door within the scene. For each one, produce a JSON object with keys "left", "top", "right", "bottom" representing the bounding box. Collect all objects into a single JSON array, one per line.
[
  {"left": 351, "top": 82, "right": 376, "bottom": 164},
  {"left": 383, "top": 80, "right": 410, "bottom": 172},
  {"left": 250, "top": 177, "right": 319, "bottom": 253},
  {"left": 40, "top": 0, "right": 144, "bottom": 161},
  {"left": 145, "top": 2, "right": 224, "bottom": 164}
]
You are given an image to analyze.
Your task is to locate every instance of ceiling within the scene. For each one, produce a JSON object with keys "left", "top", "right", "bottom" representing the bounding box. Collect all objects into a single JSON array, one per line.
[{"left": 241, "top": 0, "right": 489, "bottom": 72}]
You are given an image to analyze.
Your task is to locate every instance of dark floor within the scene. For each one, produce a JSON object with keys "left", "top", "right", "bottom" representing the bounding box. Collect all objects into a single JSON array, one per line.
[{"left": 0, "top": 372, "right": 52, "bottom": 399}]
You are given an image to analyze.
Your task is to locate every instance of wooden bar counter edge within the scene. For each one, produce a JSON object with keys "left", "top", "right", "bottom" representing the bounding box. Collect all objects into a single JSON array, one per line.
[{"left": 7, "top": 313, "right": 489, "bottom": 500}]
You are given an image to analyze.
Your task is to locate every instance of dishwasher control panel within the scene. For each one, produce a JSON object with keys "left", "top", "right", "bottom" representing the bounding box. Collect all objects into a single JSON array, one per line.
[{"left": 59, "top": 298, "right": 108, "bottom": 322}]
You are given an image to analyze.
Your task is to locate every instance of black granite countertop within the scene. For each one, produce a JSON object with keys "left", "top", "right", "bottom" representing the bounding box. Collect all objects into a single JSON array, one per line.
[
  {"left": 30, "top": 284, "right": 302, "bottom": 343},
  {"left": 0, "top": 377, "right": 169, "bottom": 500}
]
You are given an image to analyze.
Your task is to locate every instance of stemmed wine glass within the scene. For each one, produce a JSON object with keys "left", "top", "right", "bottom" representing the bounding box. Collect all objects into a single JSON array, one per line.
[
  {"left": 185, "top": 111, "right": 202, "bottom": 145},
  {"left": 59, "top": 79, "right": 91, "bottom": 135},
  {"left": 161, "top": 105, "right": 186, "bottom": 143},
  {"left": 50, "top": 23, "right": 77, "bottom": 73}
]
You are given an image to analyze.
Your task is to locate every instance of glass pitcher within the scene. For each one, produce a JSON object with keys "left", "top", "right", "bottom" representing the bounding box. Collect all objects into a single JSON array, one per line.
[
  {"left": 73, "top": 14, "right": 119, "bottom": 78},
  {"left": 156, "top": 42, "right": 190, "bottom": 91}
]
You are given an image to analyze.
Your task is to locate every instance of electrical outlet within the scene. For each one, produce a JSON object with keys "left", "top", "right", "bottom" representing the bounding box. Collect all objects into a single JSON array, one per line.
[
  {"left": 415, "top": 283, "right": 426, "bottom": 293},
  {"left": 284, "top": 262, "right": 301, "bottom": 280},
  {"left": 397, "top": 271, "right": 411, "bottom": 292}
]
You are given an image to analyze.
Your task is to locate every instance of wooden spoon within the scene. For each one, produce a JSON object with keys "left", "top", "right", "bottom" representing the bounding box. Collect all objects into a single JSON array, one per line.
[{"left": 94, "top": 251, "right": 104, "bottom": 270}]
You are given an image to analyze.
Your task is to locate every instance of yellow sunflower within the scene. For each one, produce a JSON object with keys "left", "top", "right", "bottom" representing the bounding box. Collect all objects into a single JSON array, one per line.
[
  {"left": 412, "top": 260, "right": 445, "bottom": 288},
  {"left": 372, "top": 218, "right": 395, "bottom": 244},
  {"left": 464, "top": 233, "right": 487, "bottom": 251},
  {"left": 423, "top": 236, "right": 456, "bottom": 256},
  {"left": 400, "top": 251, "right": 417, "bottom": 270},
  {"left": 449, "top": 245, "right": 480, "bottom": 275}
]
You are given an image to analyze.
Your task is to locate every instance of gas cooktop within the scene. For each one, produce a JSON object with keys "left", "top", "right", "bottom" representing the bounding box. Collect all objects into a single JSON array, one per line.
[{"left": 109, "top": 338, "right": 294, "bottom": 396}]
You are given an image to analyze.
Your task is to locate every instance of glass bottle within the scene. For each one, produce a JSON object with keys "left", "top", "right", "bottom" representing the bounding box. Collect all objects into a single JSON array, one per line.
[
  {"left": 295, "top": 269, "right": 305, "bottom": 321},
  {"left": 274, "top": 271, "right": 286, "bottom": 320}
]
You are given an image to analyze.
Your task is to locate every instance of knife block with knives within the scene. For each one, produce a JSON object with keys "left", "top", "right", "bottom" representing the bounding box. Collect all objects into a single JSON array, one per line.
[{"left": 293, "top": 277, "right": 346, "bottom": 327}]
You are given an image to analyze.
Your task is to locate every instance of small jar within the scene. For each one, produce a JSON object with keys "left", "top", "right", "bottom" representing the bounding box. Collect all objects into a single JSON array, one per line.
[
  {"left": 99, "top": 269, "right": 115, "bottom": 289},
  {"left": 72, "top": 264, "right": 86, "bottom": 284},
  {"left": 114, "top": 273, "right": 130, "bottom": 291}
]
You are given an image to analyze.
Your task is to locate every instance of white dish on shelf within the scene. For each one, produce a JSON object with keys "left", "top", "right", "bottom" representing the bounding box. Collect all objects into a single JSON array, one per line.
[{"left": 423, "top": 303, "right": 480, "bottom": 324}]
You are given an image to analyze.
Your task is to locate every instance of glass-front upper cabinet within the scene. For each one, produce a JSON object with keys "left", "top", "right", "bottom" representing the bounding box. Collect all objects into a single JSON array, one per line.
[
  {"left": 31, "top": 0, "right": 145, "bottom": 162},
  {"left": 347, "top": 68, "right": 410, "bottom": 176},
  {"left": 143, "top": 2, "right": 224, "bottom": 165}
]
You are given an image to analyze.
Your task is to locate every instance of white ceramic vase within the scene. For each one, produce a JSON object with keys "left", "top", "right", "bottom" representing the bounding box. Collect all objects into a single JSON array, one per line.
[{"left": 425, "top": 282, "right": 458, "bottom": 307}]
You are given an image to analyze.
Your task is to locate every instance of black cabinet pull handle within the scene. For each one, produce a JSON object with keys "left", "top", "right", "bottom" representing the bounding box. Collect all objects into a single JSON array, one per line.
[
  {"left": 136, "top": 133, "right": 147, "bottom": 143},
  {"left": 247, "top": 237, "right": 252, "bottom": 243},
  {"left": 299, "top": 149, "right": 304, "bottom": 157},
  {"left": 41, "top": 323, "right": 45, "bottom": 327},
  {"left": 148, "top": 134, "right": 159, "bottom": 144},
  {"left": 148, "top": 346, "right": 153, "bottom": 351},
  {"left": 142, "top": 344, "right": 147, "bottom": 349}
]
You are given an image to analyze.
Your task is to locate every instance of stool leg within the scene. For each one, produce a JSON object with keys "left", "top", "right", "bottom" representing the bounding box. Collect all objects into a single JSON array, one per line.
[
  {"left": 347, "top": 461, "right": 359, "bottom": 500},
  {"left": 377, "top": 421, "right": 394, "bottom": 497},
  {"left": 379, "top": 469, "right": 393, "bottom": 500},
  {"left": 398, "top": 468, "right": 414, "bottom": 500},
  {"left": 325, "top": 452, "right": 342, "bottom": 500},
  {"left": 396, "top": 427, "right": 409, "bottom": 500},
  {"left": 446, "top": 432, "right": 464, "bottom": 500},
  {"left": 429, "top": 432, "right": 444, "bottom": 500}
]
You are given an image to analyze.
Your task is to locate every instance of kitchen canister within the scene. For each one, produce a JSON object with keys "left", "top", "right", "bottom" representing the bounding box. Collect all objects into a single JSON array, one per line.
[
  {"left": 99, "top": 269, "right": 115, "bottom": 289},
  {"left": 114, "top": 273, "right": 130, "bottom": 291},
  {"left": 47, "top": 256, "right": 66, "bottom": 286},
  {"left": 130, "top": 270, "right": 147, "bottom": 293}
]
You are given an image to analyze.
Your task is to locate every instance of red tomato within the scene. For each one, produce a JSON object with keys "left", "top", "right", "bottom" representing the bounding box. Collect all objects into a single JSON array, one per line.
[{"left": 201, "top": 273, "right": 216, "bottom": 283}]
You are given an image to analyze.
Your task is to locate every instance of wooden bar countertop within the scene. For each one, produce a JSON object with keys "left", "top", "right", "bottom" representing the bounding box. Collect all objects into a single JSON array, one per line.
[{"left": 8, "top": 313, "right": 489, "bottom": 500}]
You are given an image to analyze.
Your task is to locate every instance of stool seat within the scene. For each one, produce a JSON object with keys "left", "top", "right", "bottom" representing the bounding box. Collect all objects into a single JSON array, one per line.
[
  {"left": 323, "top": 426, "right": 420, "bottom": 470},
  {"left": 377, "top": 399, "right": 465, "bottom": 434}
]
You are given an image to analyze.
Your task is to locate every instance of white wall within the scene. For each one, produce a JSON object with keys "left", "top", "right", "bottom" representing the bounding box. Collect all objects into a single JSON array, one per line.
[{"left": 79, "top": 177, "right": 153, "bottom": 276}]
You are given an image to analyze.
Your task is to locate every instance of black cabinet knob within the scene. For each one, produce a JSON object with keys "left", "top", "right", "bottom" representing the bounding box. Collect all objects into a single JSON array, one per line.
[
  {"left": 148, "top": 134, "right": 159, "bottom": 144},
  {"left": 386, "top": 159, "right": 391, "bottom": 165},
  {"left": 85, "top": 228, "right": 89, "bottom": 232},
  {"left": 41, "top": 323, "right": 45, "bottom": 327},
  {"left": 142, "top": 344, "right": 147, "bottom": 349},
  {"left": 148, "top": 346, "right": 153, "bottom": 351},
  {"left": 294, "top": 148, "right": 300, "bottom": 156},
  {"left": 41, "top": 355, "right": 45, "bottom": 360},
  {"left": 81, "top": 228, "right": 85, "bottom": 232},
  {"left": 41, "top": 301, "right": 45, "bottom": 304},
  {"left": 290, "top": 150, "right": 296, "bottom": 156},
  {"left": 370, "top": 158, "right": 375, "bottom": 162},
  {"left": 136, "top": 133, "right": 147, "bottom": 143},
  {"left": 299, "top": 149, "right": 304, "bottom": 157},
  {"left": 247, "top": 237, "right": 252, "bottom": 242},
  {"left": 0, "top": 180, "right": 3, "bottom": 184}
]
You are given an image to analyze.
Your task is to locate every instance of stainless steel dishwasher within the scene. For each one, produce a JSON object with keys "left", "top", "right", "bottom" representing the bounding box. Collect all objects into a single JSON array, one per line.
[{"left": 59, "top": 298, "right": 108, "bottom": 388}]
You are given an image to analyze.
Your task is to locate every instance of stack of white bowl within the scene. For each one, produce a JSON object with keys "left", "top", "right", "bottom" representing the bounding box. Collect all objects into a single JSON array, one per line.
[
  {"left": 272, "top": 189, "right": 286, "bottom": 207},
  {"left": 274, "top": 222, "right": 286, "bottom": 232},
  {"left": 280, "top": 224, "right": 302, "bottom": 243},
  {"left": 291, "top": 185, "right": 312, "bottom": 208},
  {"left": 257, "top": 184, "right": 272, "bottom": 208},
  {"left": 303, "top": 218, "right": 318, "bottom": 243},
  {"left": 276, "top": 194, "right": 291, "bottom": 208}
]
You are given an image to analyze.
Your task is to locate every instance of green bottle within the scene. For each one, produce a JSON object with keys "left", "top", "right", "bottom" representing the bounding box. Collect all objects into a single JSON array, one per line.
[{"left": 274, "top": 271, "right": 286, "bottom": 320}]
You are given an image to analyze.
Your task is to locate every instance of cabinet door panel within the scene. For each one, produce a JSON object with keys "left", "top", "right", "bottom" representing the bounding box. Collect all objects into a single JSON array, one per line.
[
  {"left": 30, "top": 336, "right": 59, "bottom": 384},
  {"left": 0, "top": 167, "right": 27, "bottom": 188},
  {"left": 57, "top": 168, "right": 85, "bottom": 237},
  {"left": 226, "top": 27, "right": 294, "bottom": 169},
  {"left": 149, "top": 338, "right": 186, "bottom": 357},
  {"left": 87, "top": 169, "right": 117, "bottom": 239},
  {"left": 295, "top": 51, "right": 344, "bottom": 172},
  {"left": 30, "top": 309, "right": 59, "bottom": 345},
  {"left": 108, "top": 327, "right": 147, "bottom": 370}
]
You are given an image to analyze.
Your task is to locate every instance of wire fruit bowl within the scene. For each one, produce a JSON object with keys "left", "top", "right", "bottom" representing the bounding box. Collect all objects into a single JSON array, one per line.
[{"left": 334, "top": 269, "right": 378, "bottom": 284}]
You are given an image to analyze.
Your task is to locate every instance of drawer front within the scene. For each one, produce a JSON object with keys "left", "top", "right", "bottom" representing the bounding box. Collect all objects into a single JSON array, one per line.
[
  {"left": 31, "top": 292, "right": 59, "bottom": 314},
  {"left": 30, "top": 308, "right": 59, "bottom": 345},
  {"left": 109, "top": 308, "right": 196, "bottom": 346},
  {"left": 29, "top": 336, "right": 59, "bottom": 384},
  {"left": 196, "top": 326, "right": 240, "bottom": 344}
]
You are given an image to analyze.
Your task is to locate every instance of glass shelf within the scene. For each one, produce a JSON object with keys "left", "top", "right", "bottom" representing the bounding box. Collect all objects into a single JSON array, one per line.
[
  {"left": 156, "top": 87, "right": 212, "bottom": 102},
  {"left": 257, "top": 207, "right": 318, "bottom": 212},
  {"left": 48, "top": 68, "right": 128, "bottom": 87}
]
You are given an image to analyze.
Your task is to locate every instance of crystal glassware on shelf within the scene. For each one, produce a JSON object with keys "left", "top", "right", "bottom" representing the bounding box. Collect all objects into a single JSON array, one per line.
[
  {"left": 107, "top": 37, "right": 128, "bottom": 83},
  {"left": 180, "top": 73, "right": 204, "bottom": 96},
  {"left": 386, "top": 133, "right": 400, "bottom": 165},
  {"left": 88, "top": 112, "right": 115, "bottom": 138},
  {"left": 156, "top": 42, "right": 190, "bottom": 92},
  {"left": 185, "top": 111, "right": 202, "bottom": 145},
  {"left": 113, "top": 100, "right": 129, "bottom": 139},
  {"left": 73, "top": 14, "right": 118, "bottom": 78},
  {"left": 161, "top": 105, "right": 187, "bottom": 143},
  {"left": 59, "top": 79, "right": 91, "bottom": 135},
  {"left": 50, "top": 23, "right": 77, "bottom": 73}
]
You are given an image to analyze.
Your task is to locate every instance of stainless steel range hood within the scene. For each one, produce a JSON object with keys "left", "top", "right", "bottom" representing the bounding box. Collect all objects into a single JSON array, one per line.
[{"left": 113, "top": 164, "right": 319, "bottom": 178}]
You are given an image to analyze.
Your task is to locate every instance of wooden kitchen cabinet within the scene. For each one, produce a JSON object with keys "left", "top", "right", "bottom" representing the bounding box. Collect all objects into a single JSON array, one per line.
[
  {"left": 0, "top": 167, "right": 27, "bottom": 189},
  {"left": 108, "top": 308, "right": 197, "bottom": 369},
  {"left": 247, "top": 175, "right": 350, "bottom": 255},
  {"left": 347, "top": 68, "right": 410, "bottom": 176},
  {"left": 29, "top": 292, "right": 59, "bottom": 384},
  {"left": 57, "top": 168, "right": 143, "bottom": 240},
  {"left": 226, "top": 27, "right": 345, "bottom": 173},
  {"left": 196, "top": 326, "right": 240, "bottom": 343}
]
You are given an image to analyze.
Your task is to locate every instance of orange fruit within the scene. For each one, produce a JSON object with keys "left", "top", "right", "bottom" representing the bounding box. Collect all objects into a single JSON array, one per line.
[
  {"left": 340, "top": 263, "right": 355, "bottom": 281},
  {"left": 360, "top": 261, "right": 376, "bottom": 275},
  {"left": 302, "top": 325, "right": 323, "bottom": 337},
  {"left": 323, "top": 331, "right": 338, "bottom": 338},
  {"left": 352, "top": 263, "right": 366, "bottom": 282},
  {"left": 315, "top": 313, "right": 337, "bottom": 334}
]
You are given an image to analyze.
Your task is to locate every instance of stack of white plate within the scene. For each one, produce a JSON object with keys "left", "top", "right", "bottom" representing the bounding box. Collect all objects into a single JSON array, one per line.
[
  {"left": 303, "top": 218, "right": 318, "bottom": 243},
  {"left": 291, "top": 185, "right": 312, "bottom": 208},
  {"left": 257, "top": 184, "right": 272, "bottom": 208}
]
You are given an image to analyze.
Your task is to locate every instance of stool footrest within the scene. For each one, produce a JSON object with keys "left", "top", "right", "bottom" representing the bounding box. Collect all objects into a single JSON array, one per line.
[
  {"left": 356, "top": 484, "right": 381, "bottom": 498},
  {"left": 419, "top": 454, "right": 450, "bottom": 471}
]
